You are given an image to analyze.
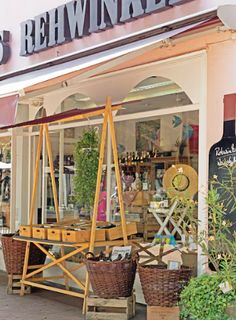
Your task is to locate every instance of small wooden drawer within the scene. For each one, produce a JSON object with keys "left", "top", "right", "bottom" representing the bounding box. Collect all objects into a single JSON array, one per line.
[
  {"left": 147, "top": 306, "right": 180, "bottom": 320},
  {"left": 62, "top": 229, "right": 89, "bottom": 243},
  {"left": 19, "top": 225, "right": 32, "bottom": 238},
  {"left": 106, "top": 223, "right": 137, "bottom": 241},
  {"left": 32, "top": 226, "right": 47, "bottom": 240},
  {"left": 62, "top": 228, "right": 106, "bottom": 243},
  {"left": 94, "top": 229, "right": 106, "bottom": 242},
  {"left": 47, "top": 228, "right": 62, "bottom": 241}
]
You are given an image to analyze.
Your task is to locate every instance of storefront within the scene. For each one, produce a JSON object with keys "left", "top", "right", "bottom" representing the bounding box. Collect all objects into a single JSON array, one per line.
[{"left": 0, "top": 0, "right": 236, "bottom": 278}]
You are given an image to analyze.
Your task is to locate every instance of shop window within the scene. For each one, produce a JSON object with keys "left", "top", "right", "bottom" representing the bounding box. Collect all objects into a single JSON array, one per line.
[
  {"left": 42, "top": 94, "right": 101, "bottom": 223},
  {"left": 118, "top": 76, "right": 192, "bottom": 116},
  {"left": 0, "top": 137, "right": 11, "bottom": 234},
  {"left": 55, "top": 93, "right": 97, "bottom": 114},
  {"left": 112, "top": 76, "right": 198, "bottom": 246}
]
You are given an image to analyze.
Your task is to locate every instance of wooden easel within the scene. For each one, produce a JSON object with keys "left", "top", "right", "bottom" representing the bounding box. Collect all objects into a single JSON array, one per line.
[{"left": 18, "top": 97, "right": 129, "bottom": 309}]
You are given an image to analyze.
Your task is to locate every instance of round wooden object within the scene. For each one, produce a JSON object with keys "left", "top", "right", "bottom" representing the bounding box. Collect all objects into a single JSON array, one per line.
[{"left": 163, "top": 164, "right": 198, "bottom": 198}]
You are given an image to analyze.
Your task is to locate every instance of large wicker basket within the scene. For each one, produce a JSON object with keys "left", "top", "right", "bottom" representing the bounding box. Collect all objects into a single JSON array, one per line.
[
  {"left": 1, "top": 234, "right": 47, "bottom": 275},
  {"left": 85, "top": 257, "right": 137, "bottom": 298},
  {"left": 138, "top": 264, "right": 192, "bottom": 307}
]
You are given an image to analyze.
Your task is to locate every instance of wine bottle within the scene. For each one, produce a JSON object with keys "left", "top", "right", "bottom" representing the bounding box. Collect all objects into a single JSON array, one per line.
[
  {"left": 142, "top": 171, "right": 149, "bottom": 191},
  {"left": 209, "top": 93, "right": 236, "bottom": 231},
  {"left": 131, "top": 152, "right": 136, "bottom": 165},
  {"left": 140, "top": 152, "right": 144, "bottom": 163},
  {"left": 125, "top": 152, "right": 129, "bottom": 165},
  {"left": 135, "top": 151, "right": 139, "bottom": 163}
]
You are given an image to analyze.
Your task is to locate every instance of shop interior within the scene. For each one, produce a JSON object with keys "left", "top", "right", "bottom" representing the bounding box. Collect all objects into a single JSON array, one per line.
[
  {"left": 0, "top": 137, "right": 11, "bottom": 233},
  {"left": 38, "top": 76, "right": 199, "bottom": 245}
]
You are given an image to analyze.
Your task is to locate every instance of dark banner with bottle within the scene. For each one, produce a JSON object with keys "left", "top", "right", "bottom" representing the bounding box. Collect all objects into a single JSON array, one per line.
[{"left": 209, "top": 93, "right": 236, "bottom": 230}]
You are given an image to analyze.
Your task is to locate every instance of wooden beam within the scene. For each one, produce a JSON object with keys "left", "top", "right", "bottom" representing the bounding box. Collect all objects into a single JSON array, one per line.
[
  {"left": 107, "top": 98, "right": 128, "bottom": 245},
  {"left": 29, "top": 125, "right": 43, "bottom": 226},
  {"left": 20, "top": 242, "right": 30, "bottom": 296},
  {"left": 89, "top": 108, "right": 109, "bottom": 254},
  {"left": 44, "top": 124, "right": 60, "bottom": 223},
  {"left": 33, "top": 243, "right": 85, "bottom": 290},
  {"left": 25, "top": 245, "right": 87, "bottom": 279},
  {"left": 21, "top": 280, "right": 85, "bottom": 299}
]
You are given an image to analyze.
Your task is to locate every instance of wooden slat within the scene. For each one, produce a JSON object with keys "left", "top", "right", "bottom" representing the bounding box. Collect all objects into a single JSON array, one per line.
[
  {"left": 107, "top": 97, "right": 128, "bottom": 245},
  {"left": 30, "top": 242, "right": 85, "bottom": 291},
  {"left": 29, "top": 125, "right": 43, "bottom": 226},
  {"left": 44, "top": 124, "right": 60, "bottom": 223},
  {"left": 25, "top": 245, "right": 87, "bottom": 279},
  {"left": 22, "top": 280, "right": 85, "bottom": 299},
  {"left": 28, "top": 264, "right": 45, "bottom": 270},
  {"left": 13, "top": 235, "right": 127, "bottom": 247},
  {"left": 87, "top": 297, "right": 131, "bottom": 308},
  {"left": 83, "top": 101, "right": 109, "bottom": 314},
  {"left": 89, "top": 103, "right": 109, "bottom": 254},
  {"left": 86, "top": 312, "right": 127, "bottom": 320},
  {"left": 20, "top": 241, "right": 30, "bottom": 296}
]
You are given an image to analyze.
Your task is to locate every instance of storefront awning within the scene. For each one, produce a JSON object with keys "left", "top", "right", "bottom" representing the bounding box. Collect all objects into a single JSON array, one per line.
[
  {"left": 0, "top": 20, "right": 208, "bottom": 98},
  {"left": 0, "top": 107, "right": 105, "bottom": 130},
  {"left": 0, "top": 98, "right": 148, "bottom": 130},
  {"left": 0, "top": 94, "right": 18, "bottom": 126}
]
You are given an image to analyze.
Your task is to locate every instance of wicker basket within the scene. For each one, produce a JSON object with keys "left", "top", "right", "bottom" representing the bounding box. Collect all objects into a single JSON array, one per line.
[
  {"left": 85, "top": 257, "right": 137, "bottom": 298},
  {"left": 1, "top": 234, "right": 47, "bottom": 275},
  {"left": 138, "top": 265, "right": 192, "bottom": 307}
]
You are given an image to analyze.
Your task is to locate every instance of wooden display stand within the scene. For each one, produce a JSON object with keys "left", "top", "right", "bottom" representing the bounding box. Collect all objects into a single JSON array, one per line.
[
  {"left": 15, "top": 97, "right": 131, "bottom": 314},
  {"left": 86, "top": 294, "right": 136, "bottom": 320},
  {"left": 7, "top": 274, "right": 31, "bottom": 295},
  {"left": 147, "top": 306, "right": 180, "bottom": 320}
]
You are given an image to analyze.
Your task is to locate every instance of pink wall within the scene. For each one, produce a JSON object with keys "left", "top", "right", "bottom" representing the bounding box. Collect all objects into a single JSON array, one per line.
[
  {"left": 207, "top": 38, "right": 236, "bottom": 150},
  {"left": 0, "top": 0, "right": 232, "bottom": 76}
]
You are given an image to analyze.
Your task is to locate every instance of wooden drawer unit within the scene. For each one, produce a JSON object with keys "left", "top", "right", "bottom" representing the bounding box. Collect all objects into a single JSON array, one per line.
[
  {"left": 47, "top": 228, "right": 62, "bottom": 241},
  {"left": 106, "top": 223, "right": 137, "bottom": 241},
  {"left": 62, "top": 228, "right": 106, "bottom": 243},
  {"left": 19, "top": 225, "right": 32, "bottom": 238},
  {"left": 147, "top": 306, "right": 180, "bottom": 320},
  {"left": 32, "top": 226, "right": 47, "bottom": 240}
]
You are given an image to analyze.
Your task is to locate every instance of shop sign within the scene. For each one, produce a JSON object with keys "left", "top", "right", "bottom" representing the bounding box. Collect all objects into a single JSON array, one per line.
[
  {"left": 20, "top": 0, "right": 193, "bottom": 56},
  {"left": 0, "top": 31, "right": 10, "bottom": 65}
]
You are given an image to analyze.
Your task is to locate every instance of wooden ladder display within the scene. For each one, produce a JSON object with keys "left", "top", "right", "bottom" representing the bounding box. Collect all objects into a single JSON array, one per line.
[{"left": 19, "top": 97, "right": 129, "bottom": 310}]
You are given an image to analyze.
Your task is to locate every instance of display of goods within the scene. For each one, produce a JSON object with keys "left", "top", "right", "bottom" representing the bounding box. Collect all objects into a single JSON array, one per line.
[
  {"left": 1, "top": 234, "right": 47, "bottom": 275},
  {"left": 85, "top": 254, "right": 137, "bottom": 299},
  {"left": 138, "top": 264, "right": 192, "bottom": 307}
]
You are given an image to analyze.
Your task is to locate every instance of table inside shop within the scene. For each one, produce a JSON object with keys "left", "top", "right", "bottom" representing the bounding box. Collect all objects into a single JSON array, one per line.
[
  {"left": 148, "top": 200, "right": 189, "bottom": 241},
  {"left": 13, "top": 235, "right": 126, "bottom": 299}
]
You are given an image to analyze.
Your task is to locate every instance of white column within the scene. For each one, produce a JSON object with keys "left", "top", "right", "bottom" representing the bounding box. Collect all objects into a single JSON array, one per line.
[
  {"left": 197, "top": 51, "right": 208, "bottom": 275},
  {"left": 10, "top": 130, "right": 17, "bottom": 232},
  {"left": 12, "top": 128, "right": 30, "bottom": 228}
]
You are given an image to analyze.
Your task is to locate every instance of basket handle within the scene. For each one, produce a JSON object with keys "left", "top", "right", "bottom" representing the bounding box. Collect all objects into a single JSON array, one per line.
[{"left": 85, "top": 252, "right": 95, "bottom": 260}]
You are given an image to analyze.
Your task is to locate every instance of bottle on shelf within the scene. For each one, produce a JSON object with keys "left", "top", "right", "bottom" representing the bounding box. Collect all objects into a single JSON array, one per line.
[
  {"left": 142, "top": 171, "right": 149, "bottom": 191},
  {"left": 140, "top": 151, "right": 144, "bottom": 163},
  {"left": 131, "top": 152, "right": 136, "bottom": 165},
  {"left": 125, "top": 152, "right": 129, "bottom": 165}
]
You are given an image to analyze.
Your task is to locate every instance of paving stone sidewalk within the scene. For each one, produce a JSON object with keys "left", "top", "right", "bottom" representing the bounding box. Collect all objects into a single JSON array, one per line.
[{"left": 0, "top": 271, "right": 146, "bottom": 320}]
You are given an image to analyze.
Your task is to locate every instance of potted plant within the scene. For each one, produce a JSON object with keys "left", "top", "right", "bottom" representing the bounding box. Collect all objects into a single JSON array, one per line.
[
  {"left": 73, "top": 127, "right": 99, "bottom": 218},
  {"left": 180, "top": 163, "right": 236, "bottom": 320},
  {"left": 180, "top": 273, "right": 236, "bottom": 320}
]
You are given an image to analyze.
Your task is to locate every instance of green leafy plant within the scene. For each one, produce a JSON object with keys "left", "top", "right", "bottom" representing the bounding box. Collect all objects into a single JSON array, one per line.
[
  {"left": 199, "top": 163, "right": 236, "bottom": 276},
  {"left": 73, "top": 128, "right": 99, "bottom": 210},
  {"left": 180, "top": 163, "right": 236, "bottom": 320},
  {"left": 180, "top": 274, "right": 236, "bottom": 320}
]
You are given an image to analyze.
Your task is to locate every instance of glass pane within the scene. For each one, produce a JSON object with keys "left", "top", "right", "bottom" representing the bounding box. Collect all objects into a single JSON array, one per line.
[
  {"left": 111, "top": 110, "right": 199, "bottom": 244},
  {"left": 0, "top": 137, "right": 11, "bottom": 234}
]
